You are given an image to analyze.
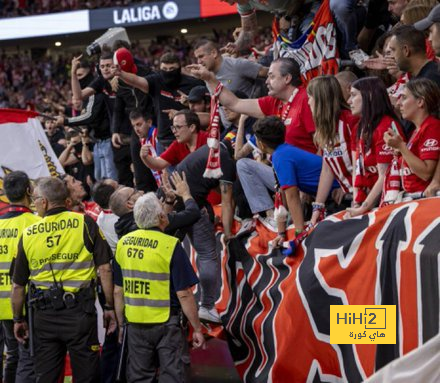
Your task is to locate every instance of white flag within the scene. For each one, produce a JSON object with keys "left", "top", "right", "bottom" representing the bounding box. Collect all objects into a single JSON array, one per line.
[{"left": 0, "top": 108, "right": 64, "bottom": 212}]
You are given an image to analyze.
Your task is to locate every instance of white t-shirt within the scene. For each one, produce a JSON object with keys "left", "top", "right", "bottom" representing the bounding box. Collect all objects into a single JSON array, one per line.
[{"left": 96, "top": 211, "right": 119, "bottom": 255}]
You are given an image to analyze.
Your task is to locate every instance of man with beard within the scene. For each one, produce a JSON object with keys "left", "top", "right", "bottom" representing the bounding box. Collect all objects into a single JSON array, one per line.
[
  {"left": 188, "top": 57, "right": 317, "bottom": 154},
  {"left": 112, "top": 53, "right": 204, "bottom": 154}
]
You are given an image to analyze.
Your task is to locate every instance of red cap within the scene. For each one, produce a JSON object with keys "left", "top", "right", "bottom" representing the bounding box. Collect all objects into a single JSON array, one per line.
[{"left": 113, "top": 48, "right": 137, "bottom": 74}]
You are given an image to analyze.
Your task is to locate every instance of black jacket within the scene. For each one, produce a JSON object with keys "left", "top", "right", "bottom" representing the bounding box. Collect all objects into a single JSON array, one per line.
[
  {"left": 165, "top": 198, "right": 201, "bottom": 241},
  {"left": 65, "top": 92, "right": 111, "bottom": 140},
  {"left": 114, "top": 211, "right": 138, "bottom": 239},
  {"left": 112, "top": 61, "right": 154, "bottom": 136}
]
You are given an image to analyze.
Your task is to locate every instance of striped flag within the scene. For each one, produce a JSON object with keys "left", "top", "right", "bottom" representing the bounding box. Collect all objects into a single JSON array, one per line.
[
  {"left": 199, "top": 199, "right": 440, "bottom": 381},
  {"left": 273, "top": 0, "right": 340, "bottom": 84},
  {"left": 0, "top": 108, "right": 64, "bottom": 213}
]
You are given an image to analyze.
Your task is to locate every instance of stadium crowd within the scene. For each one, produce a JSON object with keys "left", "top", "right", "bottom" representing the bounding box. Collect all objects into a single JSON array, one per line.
[
  {"left": 1, "top": 0, "right": 440, "bottom": 382},
  {"left": 0, "top": 0, "right": 157, "bottom": 18}
]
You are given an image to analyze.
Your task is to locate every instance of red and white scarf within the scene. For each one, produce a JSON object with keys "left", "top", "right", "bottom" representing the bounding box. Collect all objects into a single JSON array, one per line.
[
  {"left": 141, "top": 134, "right": 162, "bottom": 187},
  {"left": 381, "top": 155, "right": 401, "bottom": 206},
  {"left": 204, "top": 82, "right": 224, "bottom": 179}
]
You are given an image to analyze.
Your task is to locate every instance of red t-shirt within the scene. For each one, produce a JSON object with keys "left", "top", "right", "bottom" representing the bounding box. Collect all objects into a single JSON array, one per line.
[
  {"left": 160, "top": 130, "right": 209, "bottom": 166},
  {"left": 354, "top": 115, "right": 403, "bottom": 203},
  {"left": 258, "top": 86, "right": 316, "bottom": 153},
  {"left": 323, "top": 110, "right": 358, "bottom": 194},
  {"left": 400, "top": 115, "right": 440, "bottom": 193}
]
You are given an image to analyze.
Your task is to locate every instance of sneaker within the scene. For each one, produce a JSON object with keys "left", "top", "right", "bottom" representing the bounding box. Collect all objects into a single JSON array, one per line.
[
  {"left": 198, "top": 306, "right": 222, "bottom": 323},
  {"left": 236, "top": 218, "right": 256, "bottom": 237},
  {"left": 349, "top": 48, "right": 369, "bottom": 68},
  {"left": 260, "top": 216, "right": 277, "bottom": 231}
]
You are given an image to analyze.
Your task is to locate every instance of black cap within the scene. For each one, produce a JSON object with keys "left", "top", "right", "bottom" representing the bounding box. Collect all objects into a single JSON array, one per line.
[{"left": 188, "top": 86, "right": 210, "bottom": 102}]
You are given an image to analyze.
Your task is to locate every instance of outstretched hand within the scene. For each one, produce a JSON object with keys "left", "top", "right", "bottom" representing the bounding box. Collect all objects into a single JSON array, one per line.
[
  {"left": 170, "top": 171, "right": 192, "bottom": 199},
  {"left": 161, "top": 170, "right": 177, "bottom": 202},
  {"left": 186, "top": 64, "right": 214, "bottom": 82}
]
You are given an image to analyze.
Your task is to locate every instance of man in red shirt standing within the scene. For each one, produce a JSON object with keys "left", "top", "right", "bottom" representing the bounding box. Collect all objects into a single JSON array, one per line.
[
  {"left": 188, "top": 57, "right": 316, "bottom": 153},
  {"left": 138, "top": 110, "right": 208, "bottom": 171}
]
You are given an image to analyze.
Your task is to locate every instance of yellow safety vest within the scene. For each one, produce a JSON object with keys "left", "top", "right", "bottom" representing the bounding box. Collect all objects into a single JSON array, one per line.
[
  {"left": 22, "top": 211, "right": 96, "bottom": 293},
  {"left": 115, "top": 229, "right": 178, "bottom": 324},
  {"left": 0, "top": 211, "right": 40, "bottom": 320}
]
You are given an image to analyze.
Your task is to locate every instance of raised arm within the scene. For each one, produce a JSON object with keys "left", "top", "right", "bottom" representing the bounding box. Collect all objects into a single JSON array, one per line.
[
  {"left": 71, "top": 55, "right": 96, "bottom": 101},
  {"left": 234, "top": 114, "right": 253, "bottom": 160},
  {"left": 187, "top": 64, "right": 264, "bottom": 118},
  {"left": 112, "top": 66, "right": 149, "bottom": 93}
]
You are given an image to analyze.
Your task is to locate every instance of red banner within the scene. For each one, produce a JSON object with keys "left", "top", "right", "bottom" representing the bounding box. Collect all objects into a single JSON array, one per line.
[
  {"left": 199, "top": 0, "right": 237, "bottom": 18},
  {"left": 0, "top": 108, "right": 39, "bottom": 124},
  {"left": 202, "top": 198, "right": 440, "bottom": 381}
]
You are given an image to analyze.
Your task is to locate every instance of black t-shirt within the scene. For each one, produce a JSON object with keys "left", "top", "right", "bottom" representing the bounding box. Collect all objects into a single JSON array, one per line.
[
  {"left": 176, "top": 144, "right": 236, "bottom": 208},
  {"left": 64, "top": 143, "right": 95, "bottom": 197},
  {"left": 402, "top": 61, "right": 440, "bottom": 138},
  {"left": 88, "top": 76, "right": 116, "bottom": 118},
  {"left": 145, "top": 73, "right": 204, "bottom": 144},
  {"left": 13, "top": 207, "right": 112, "bottom": 286},
  {"left": 415, "top": 61, "right": 440, "bottom": 87},
  {"left": 48, "top": 129, "right": 65, "bottom": 146},
  {"left": 47, "top": 129, "right": 65, "bottom": 157}
]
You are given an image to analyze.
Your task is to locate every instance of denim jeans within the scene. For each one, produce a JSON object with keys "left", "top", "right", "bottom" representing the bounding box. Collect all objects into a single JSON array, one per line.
[
  {"left": 237, "top": 158, "right": 276, "bottom": 214},
  {"left": 187, "top": 210, "right": 220, "bottom": 310},
  {"left": 330, "top": 0, "right": 366, "bottom": 56},
  {"left": 93, "top": 138, "right": 117, "bottom": 181}
]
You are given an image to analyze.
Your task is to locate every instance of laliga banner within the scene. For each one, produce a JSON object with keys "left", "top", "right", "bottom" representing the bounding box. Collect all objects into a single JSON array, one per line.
[
  {"left": 0, "top": 109, "right": 64, "bottom": 213},
  {"left": 206, "top": 198, "right": 440, "bottom": 382},
  {"left": 274, "top": 0, "right": 339, "bottom": 84}
]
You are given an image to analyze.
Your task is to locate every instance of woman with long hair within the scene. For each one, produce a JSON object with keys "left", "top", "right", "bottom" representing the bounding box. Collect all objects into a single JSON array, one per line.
[
  {"left": 307, "top": 75, "right": 358, "bottom": 224},
  {"left": 345, "top": 76, "right": 404, "bottom": 218},
  {"left": 384, "top": 78, "right": 440, "bottom": 194}
]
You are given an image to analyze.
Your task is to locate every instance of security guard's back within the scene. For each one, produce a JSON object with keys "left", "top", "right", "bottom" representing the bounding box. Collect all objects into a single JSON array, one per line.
[
  {"left": 23, "top": 211, "right": 96, "bottom": 293},
  {"left": 116, "top": 228, "right": 178, "bottom": 324},
  {"left": 11, "top": 176, "right": 116, "bottom": 383},
  {"left": 0, "top": 171, "right": 40, "bottom": 383}
]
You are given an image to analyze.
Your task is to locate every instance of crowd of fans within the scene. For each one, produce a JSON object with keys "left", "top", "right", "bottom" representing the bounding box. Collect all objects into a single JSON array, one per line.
[
  {"left": 1, "top": 0, "right": 440, "bottom": 381},
  {"left": 3, "top": 0, "right": 440, "bottom": 279},
  {"left": 0, "top": 27, "right": 272, "bottom": 112},
  {"left": 18, "top": 0, "right": 439, "bottom": 291},
  {"left": 0, "top": 0, "right": 151, "bottom": 18}
]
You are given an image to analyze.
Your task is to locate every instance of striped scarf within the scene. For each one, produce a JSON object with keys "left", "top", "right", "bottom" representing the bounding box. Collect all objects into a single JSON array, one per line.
[{"left": 204, "top": 82, "right": 224, "bottom": 179}]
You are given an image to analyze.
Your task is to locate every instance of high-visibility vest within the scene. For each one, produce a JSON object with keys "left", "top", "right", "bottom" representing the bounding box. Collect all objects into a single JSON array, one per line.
[
  {"left": 22, "top": 211, "right": 96, "bottom": 293},
  {"left": 115, "top": 229, "right": 178, "bottom": 324},
  {"left": 0, "top": 212, "right": 40, "bottom": 320}
]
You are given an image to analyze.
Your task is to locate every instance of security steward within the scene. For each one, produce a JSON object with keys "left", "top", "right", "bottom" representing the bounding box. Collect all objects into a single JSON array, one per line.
[
  {"left": 113, "top": 192, "right": 205, "bottom": 382},
  {"left": 11, "top": 177, "right": 117, "bottom": 383},
  {"left": 0, "top": 171, "right": 40, "bottom": 383}
]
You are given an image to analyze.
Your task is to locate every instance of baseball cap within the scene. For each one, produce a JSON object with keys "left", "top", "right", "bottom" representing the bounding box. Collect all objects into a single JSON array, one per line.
[
  {"left": 414, "top": 4, "right": 440, "bottom": 31},
  {"left": 113, "top": 47, "right": 137, "bottom": 74},
  {"left": 188, "top": 86, "right": 210, "bottom": 102}
]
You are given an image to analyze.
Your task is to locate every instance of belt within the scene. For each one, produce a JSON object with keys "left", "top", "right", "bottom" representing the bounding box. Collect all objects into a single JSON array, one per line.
[
  {"left": 130, "top": 308, "right": 182, "bottom": 328},
  {"left": 32, "top": 286, "right": 95, "bottom": 311}
]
